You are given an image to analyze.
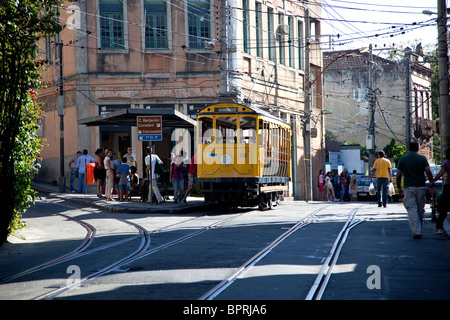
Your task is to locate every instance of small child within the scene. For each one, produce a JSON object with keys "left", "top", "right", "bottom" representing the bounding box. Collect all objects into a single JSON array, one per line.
[
  {"left": 116, "top": 156, "right": 130, "bottom": 201},
  {"left": 128, "top": 166, "right": 139, "bottom": 190}
]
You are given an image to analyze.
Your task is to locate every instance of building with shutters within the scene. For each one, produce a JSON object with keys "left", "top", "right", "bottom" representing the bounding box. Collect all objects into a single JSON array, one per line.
[{"left": 36, "top": 0, "right": 325, "bottom": 200}]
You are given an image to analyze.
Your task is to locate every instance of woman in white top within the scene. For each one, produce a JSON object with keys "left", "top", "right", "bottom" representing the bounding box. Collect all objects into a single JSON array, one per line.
[
  {"left": 104, "top": 149, "right": 114, "bottom": 201},
  {"left": 325, "top": 172, "right": 338, "bottom": 202}
]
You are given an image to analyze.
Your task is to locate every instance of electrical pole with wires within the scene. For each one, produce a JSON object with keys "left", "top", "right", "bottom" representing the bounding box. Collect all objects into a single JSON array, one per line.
[
  {"left": 405, "top": 47, "right": 412, "bottom": 152},
  {"left": 437, "top": 0, "right": 449, "bottom": 160},
  {"left": 367, "top": 44, "right": 376, "bottom": 166},
  {"left": 304, "top": 7, "right": 312, "bottom": 202},
  {"left": 57, "top": 40, "right": 65, "bottom": 193}
]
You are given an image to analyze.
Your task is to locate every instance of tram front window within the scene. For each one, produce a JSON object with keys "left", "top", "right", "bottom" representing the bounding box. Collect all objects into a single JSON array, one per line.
[
  {"left": 200, "top": 117, "right": 213, "bottom": 143},
  {"left": 216, "top": 116, "right": 237, "bottom": 143},
  {"left": 240, "top": 116, "right": 256, "bottom": 143}
]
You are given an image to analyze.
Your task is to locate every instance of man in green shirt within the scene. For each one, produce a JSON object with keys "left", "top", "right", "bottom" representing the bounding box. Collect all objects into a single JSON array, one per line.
[{"left": 396, "top": 142, "right": 434, "bottom": 239}]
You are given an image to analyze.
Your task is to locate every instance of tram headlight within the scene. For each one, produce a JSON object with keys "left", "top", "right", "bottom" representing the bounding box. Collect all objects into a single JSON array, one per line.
[{"left": 221, "top": 154, "right": 232, "bottom": 165}]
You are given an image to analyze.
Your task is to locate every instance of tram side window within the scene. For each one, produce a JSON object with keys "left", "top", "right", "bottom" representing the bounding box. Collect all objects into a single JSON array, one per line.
[
  {"left": 240, "top": 116, "right": 256, "bottom": 143},
  {"left": 259, "top": 119, "right": 264, "bottom": 147},
  {"left": 200, "top": 117, "right": 213, "bottom": 143},
  {"left": 216, "top": 116, "right": 237, "bottom": 143}
]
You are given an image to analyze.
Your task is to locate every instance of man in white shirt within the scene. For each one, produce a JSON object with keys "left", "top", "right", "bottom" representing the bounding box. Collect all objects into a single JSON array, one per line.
[
  {"left": 145, "top": 146, "right": 164, "bottom": 204},
  {"left": 75, "top": 149, "right": 95, "bottom": 193},
  {"left": 124, "top": 147, "right": 137, "bottom": 168},
  {"left": 68, "top": 151, "right": 82, "bottom": 192}
]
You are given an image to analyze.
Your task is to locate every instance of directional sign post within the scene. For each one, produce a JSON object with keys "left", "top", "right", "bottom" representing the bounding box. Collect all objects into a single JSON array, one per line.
[
  {"left": 137, "top": 116, "right": 163, "bottom": 204},
  {"left": 137, "top": 116, "right": 162, "bottom": 141}
]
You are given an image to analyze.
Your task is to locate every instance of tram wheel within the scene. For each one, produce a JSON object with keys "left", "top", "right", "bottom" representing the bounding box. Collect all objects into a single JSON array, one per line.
[
  {"left": 267, "top": 197, "right": 273, "bottom": 209},
  {"left": 257, "top": 194, "right": 272, "bottom": 211},
  {"left": 272, "top": 193, "right": 280, "bottom": 207},
  {"left": 258, "top": 196, "right": 264, "bottom": 211}
]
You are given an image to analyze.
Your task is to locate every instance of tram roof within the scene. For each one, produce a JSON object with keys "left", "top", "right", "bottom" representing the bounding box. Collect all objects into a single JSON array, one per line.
[
  {"left": 78, "top": 108, "right": 196, "bottom": 128},
  {"left": 199, "top": 103, "right": 290, "bottom": 127}
]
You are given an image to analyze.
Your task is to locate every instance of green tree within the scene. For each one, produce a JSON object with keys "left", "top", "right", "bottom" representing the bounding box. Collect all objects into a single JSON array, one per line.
[
  {"left": 383, "top": 139, "right": 406, "bottom": 166},
  {"left": 0, "top": 1, "right": 63, "bottom": 246}
]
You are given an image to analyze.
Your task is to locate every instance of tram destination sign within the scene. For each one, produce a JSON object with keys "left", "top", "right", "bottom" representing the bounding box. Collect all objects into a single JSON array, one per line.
[{"left": 137, "top": 116, "right": 162, "bottom": 141}]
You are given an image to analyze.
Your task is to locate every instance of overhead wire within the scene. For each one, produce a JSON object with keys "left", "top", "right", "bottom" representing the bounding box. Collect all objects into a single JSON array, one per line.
[
  {"left": 42, "top": 2, "right": 437, "bottom": 111},
  {"left": 54, "top": 1, "right": 437, "bottom": 56}
]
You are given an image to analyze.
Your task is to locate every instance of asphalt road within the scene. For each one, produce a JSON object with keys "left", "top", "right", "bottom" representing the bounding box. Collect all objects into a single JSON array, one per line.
[{"left": 1, "top": 195, "right": 450, "bottom": 306}]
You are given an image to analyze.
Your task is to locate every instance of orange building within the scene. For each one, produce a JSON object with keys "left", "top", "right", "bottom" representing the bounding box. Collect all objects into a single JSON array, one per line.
[{"left": 36, "top": 0, "right": 324, "bottom": 200}]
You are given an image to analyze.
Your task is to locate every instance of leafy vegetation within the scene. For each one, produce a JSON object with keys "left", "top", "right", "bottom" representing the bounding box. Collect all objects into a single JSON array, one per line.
[
  {"left": 383, "top": 138, "right": 406, "bottom": 166},
  {"left": 0, "top": 0, "right": 63, "bottom": 246}
]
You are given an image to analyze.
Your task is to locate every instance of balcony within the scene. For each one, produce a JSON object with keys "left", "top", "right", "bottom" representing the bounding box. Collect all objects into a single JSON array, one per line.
[{"left": 414, "top": 117, "right": 436, "bottom": 138}]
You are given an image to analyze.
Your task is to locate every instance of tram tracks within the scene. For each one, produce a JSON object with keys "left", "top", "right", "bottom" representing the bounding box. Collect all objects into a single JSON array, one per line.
[
  {"left": 33, "top": 208, "right": 250, "bottom": 300},
  {"left": 199, "top": 205, "right": 328, "bottom": 300},
  {"left": 33, "top": 217, "right": 151, "bottom": 300},
  {"left": 0, "top": 209, "right": 96, "bottom": 284},
  {"left": 305, "top": 206, "right": 364, "bottom": 300},
  {"left": 1, "top": 197, "right": 255, "bottom": 299},
  {"left": 2, "top": 200, "right": 212, "bottom": 284},
  {"left": 200, "top": 205, "right": 366, "bottom": 300},
  {"left": 2, "top": 197, "right": 368, "bottom": 300}
]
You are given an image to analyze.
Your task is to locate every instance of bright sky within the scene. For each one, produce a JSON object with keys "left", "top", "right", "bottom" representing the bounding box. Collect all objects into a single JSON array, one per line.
[{"left": 320, "top": 0, "right": 440, "bottom": 53}]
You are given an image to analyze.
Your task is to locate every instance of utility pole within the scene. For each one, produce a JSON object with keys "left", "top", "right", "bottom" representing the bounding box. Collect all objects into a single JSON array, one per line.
[
  {"left": 219, "top": 0, "right": 229, "bottom": 96},
  {"left": 367, "top": 44, "right": 376, "bottom": 166},
  {"left": 304, "top": 8, "right": 312, "bottom": 202},
  {"left": 58, "top": 40, "right": 65, "bottom": 193},
  {"left": 405, "top": 47, "right": 412, "bottom": 151},
  {"left": 438, "top": 0, "right": 449, "bottom": 160}
]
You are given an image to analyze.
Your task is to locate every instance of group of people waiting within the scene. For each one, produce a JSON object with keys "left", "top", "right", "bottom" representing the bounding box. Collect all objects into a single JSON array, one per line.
[
  {"left": 132, "top": 147, "right": 197, "bottom": 204},
  {"left": 318, "top": 169, "right": 358, "bottom": 202},
  {"left": 68, "top": 147, "right": 140, "bottom": 202},
  {"left": 68, "top": 146, "right": 197, "bottom": 205}
]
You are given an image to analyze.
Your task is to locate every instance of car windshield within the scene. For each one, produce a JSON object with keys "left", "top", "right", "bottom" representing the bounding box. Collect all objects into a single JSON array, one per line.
[
  {"left": 430, "top": 166, "right": 441, "bottom": 176},
  {"left": 357, "top": 178, "right": 375, "bottom": 186},
  {"left": 426, "top": 166, "right": 442, "bottom": 180},
  {"left": 391, "top": 168, "right": 397, "bottom": 177}
]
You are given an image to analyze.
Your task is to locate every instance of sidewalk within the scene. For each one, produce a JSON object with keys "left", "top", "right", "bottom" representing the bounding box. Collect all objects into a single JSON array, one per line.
[{"left": 32, "top": 182, "right": 216, "bottom": 214}]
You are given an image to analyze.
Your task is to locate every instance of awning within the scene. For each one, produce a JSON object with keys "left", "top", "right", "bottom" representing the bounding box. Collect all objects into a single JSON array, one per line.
[{"left": 78, "top": 108, "right": 196, "bottom": 128}]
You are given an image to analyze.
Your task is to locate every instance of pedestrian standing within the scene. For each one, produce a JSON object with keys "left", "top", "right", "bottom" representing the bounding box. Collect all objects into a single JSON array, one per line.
[
  {"left": 339, "top": 170, "right": 348, "bottom": 202},
  {"left": 396, "top": 142, "right": 434, "bottom": 239},
  {"left": 124, "top": 147, "right": 137, "bottom": 168},
  {"left": 318, "top": 169, "right": 325, "bottom": 201},
  {"left": 145, "top": 147, "right": 164, "bottom": 204},
  {"left": 349, "top": 170, "right": 358, "bottom": 201},
  {"left": 104, "top": 149, "right": 114, "bottom": 201},
  {"left": 170, "top": 155, "right": 186, "bottom": 203},
  {"left": 68, "top": 151, "right": 81, "bottom": 193},
  {"left": 94, "top": 148, "right": 105, "bottom": 198},
  {"left": 430, "top": 148, "right": 450, "bottom": 235},
  {"left": 370, "top": 151, "right": 392, "bottom": 208},
  {"left": 75, "top": 149, "right": 95, "bottom": 193},
  {"left": 325, "top": 172, "right": 337, "bottom": 202},
  {"left": 116, "top": 156, "right": 130, "bottom": 202},
  {"left": 182, "top": 154, "right": 197, "bottom": 204}
]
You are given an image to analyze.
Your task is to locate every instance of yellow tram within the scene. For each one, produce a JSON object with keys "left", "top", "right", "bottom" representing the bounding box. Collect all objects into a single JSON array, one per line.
[{"left": 196, "top": 103, "right": 291, "bottom": 209}]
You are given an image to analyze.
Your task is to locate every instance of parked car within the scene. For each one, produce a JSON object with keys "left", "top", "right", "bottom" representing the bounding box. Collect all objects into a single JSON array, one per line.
[{"left": 356, "top": 176, "right": 377, "bottom": 201}]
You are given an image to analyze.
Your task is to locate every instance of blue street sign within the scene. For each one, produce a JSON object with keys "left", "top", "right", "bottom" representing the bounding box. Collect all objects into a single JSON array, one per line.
[{"left": 138, "top": 134, "right": 163, "bottom": 141}]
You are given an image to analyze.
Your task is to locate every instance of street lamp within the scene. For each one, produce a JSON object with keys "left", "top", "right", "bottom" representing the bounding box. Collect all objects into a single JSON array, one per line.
[{"left": 422, "top": 10, "right": 435, "bottom": 15}]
